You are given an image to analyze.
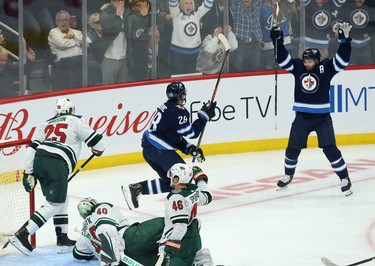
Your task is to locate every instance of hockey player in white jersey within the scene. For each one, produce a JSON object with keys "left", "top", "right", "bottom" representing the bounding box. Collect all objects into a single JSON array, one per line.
[
  {"left": 74, "top": 197, "right": 165, "bottom": 266},
  {"left": 8, "top": 98, "right": 105, "bottom": 255},
  {"left": 158, "top": 163, "right": 214, "bottom": 266}
]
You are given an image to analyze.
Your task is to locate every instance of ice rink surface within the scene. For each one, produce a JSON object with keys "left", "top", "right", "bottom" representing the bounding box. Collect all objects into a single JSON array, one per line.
[{"left": 1, "top": 144, "right": 375, "bottom": 266}]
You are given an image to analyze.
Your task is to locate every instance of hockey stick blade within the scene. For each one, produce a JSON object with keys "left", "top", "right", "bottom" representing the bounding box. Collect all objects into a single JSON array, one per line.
[
  {"left": 321, "top": 256, "right": 375, "bottom": 266},
  {"left": 218, "top": 33, "right": 230, "bottom": 52},
  {"left": 121, "top": 185, "right": 134, "bottom": 210}
]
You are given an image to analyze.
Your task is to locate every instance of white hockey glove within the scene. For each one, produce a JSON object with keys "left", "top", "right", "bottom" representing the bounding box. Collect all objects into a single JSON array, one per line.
[
  {"left": 22, "top": 173, "right": 37, "bottom": 192},
  {"left": 338, "top": 22, "right": 352, "bottom": 43}
]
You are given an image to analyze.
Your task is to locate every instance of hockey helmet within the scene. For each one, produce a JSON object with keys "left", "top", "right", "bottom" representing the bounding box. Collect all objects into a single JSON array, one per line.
[
  {"left": 55, "top": 98, "right": 75, "bottom": 116},
  {"left": 77, "top": 197, "right": 97, "bottom": 219},
  {"left": 166, "top": 82, "right": 186, "bottom": 102},
  {"left": 167, "top": 163, "right": 193, "bottom": 185},
  {"left": 302, "top": 48, "right": 321, "bottom": 62}
]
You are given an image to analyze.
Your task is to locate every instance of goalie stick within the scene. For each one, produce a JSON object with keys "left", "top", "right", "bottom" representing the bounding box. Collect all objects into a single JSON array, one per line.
[
  {"left": 192, "top": 33, "right": 230, "bottom": 162},
  {"left": 73, "top": 227, "right": 144, "bottom": 266},
  {"left": 321, "top": 256, "right": 375, "bottom": 266}
]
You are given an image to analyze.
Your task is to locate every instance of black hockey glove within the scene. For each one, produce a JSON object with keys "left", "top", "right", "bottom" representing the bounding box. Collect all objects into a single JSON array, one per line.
[
  {"left": 164, "top": 240, "right": 181, "bottom": 259},
  {"left": 338, "top": 22, "right": 352, "bottom": 44},
  {"left": 198, "top": 101, "right": 217, "bottom": 122},
  {"left": 270, "top": 26, "right": 283, "bottom": 45},
  {"left": 23, "top": 173, "right": 37, "bottom": 192},
  {"left": 187, "top": 144, "right": 205, "bottom": 163}
]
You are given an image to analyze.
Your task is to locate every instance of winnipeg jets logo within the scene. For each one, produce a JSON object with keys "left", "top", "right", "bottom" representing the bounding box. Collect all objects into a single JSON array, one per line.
[
  {"left": 312, "top": 10, "right": 330, "bottom": 29},
  {"left": 184, "top": 22, "right": 198, "bottom": 37},
  {"left": 301, "top": 73, "right": 319, "bottom": 93},
  {"left": 351, "top": 9, "right": 369, "bottom": 29},
  {"left": 211, "top": 48, "right": 224, "bottom": 64}
]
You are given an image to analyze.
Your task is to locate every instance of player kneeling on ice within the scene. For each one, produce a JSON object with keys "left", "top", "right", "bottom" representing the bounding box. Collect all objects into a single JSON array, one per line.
[{"left": 157, "top": 163, "right": 214, "bottom": 266}]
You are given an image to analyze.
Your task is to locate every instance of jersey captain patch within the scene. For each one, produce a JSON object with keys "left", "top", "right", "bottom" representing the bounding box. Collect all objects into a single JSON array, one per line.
[{"left": 300, "top": 73, "right": 319, "bottom": 93}]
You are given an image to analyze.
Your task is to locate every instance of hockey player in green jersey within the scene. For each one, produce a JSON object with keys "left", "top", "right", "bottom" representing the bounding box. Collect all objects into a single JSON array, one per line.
[
  {"left": 158, "top": 163, "right": 213, "bottom": 266},
  {"left": 8, "top": 98, "right": 105, "bottom": 255}
]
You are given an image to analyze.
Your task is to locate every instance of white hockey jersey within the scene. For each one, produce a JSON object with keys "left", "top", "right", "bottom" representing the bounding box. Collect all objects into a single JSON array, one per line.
[
  {"left": 160, "top": 182, "right": 212, "bottom": 243},
  {"left": 25, "top": 114, "right": 105, "bottom": 174},
  {"left": 74, "top": 202, "right": 130, "bottom": 263}
]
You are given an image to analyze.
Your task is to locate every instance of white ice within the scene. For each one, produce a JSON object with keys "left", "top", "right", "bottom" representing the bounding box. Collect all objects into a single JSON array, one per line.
[{"left": 1, "top": 144, "right": 375, "bottom": 266}]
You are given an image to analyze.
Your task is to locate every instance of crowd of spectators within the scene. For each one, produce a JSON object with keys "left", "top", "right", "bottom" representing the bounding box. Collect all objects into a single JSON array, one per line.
[{"left": 0, "top": 0, "right": 375, "bottom": 96}]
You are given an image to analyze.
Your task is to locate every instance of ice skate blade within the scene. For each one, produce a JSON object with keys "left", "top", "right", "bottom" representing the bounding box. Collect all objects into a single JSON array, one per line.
[
  {"left": 276, "top": 185, "right": 289, "bottom": 191},
  {"left": 344, "top": 189, "right": 353, "bottom": 197},
  {"left": 8, "top": 236, "right": 31, "bottom": 256}
]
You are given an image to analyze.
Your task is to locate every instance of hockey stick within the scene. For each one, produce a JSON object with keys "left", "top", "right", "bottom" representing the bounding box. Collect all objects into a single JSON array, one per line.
[
  {"left": 321, "top": 256, "right": 375, "bottom": 266},
  {"left": 154, "top": 252, "right": 164, "bottom": 266},
  {"left": 273, "top": 2, "right": 280, "bottom": 130},
  {"left": 192, "top": 33, "right": 230, "bottom": 162},
  {"left": 67, "top": 153, "right": 95, "bottom": 182},
  {"left": 74, "top": 227, "right": 144, "bottom": 266}
]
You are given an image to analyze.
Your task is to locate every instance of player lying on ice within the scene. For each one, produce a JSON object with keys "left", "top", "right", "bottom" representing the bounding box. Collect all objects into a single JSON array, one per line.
[{"left": 73, "top": 165, "right": 214, "bottom": 266}]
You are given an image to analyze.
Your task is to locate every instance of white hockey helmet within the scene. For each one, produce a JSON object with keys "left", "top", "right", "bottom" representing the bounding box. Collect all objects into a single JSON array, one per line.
[
  {"left": 167, "top": 163, "right": 193, "bottom": 186},
  {"left": 77, "top": 197, "right": 97, "bottom": 219},
  {"left": 55, "top": 98, "right": 75, "bottom": 116}
]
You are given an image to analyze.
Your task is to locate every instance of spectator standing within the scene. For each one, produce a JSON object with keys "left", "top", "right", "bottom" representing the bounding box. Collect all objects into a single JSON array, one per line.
[
  {"left": 126, "top": 0, "right": 160, "bottom": 81},
  {"left": 48, "top": 10, "right": 84, "bottom": 89},
  {"left": 230, "top": 0, "right": 264, "bottom": 72},
  {"left": 0, "top": 46, "right": 36, "bottom": 98},
  {"left": 200, "top": 0, "right": 234, "bottom": 40},
  {"left": 168, "top": 0, "right": 214, "bottom": 76},
  {"left": 196, "top": 24, "right": 238, "bottom": 74},
  {"left": 260, "top": 0, "right": 293, "bottom": 69},
  {"left": 87, "top": 12, "right": 103, "bottom": 85},
  {"left": 97, "top": 0, "right": 129, "bottom": 84},
  {"left": 341, "top": 0, "right": 374, "bottom": 65}
]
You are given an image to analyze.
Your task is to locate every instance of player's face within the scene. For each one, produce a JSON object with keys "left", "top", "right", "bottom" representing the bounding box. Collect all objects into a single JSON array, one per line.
[{"left": 303, "top": 58, "right": 316, "bottom": 71}]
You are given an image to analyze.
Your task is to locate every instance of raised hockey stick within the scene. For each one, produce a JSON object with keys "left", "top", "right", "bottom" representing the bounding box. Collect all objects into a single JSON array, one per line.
[
  {"left": 192, "top": 33, "right": 230, "bottom": 162},
  {"left": 67, "top": 153, "right": 95, "bottom": 182},
  {"left": 321, "top": 256, "right": 375, "bottom": 266},
  {"left": 273, "top": 2, "right": 280, "bottom": 130},
  {"left": 74, "top": 227, "right": 144, "bottom": 266}
]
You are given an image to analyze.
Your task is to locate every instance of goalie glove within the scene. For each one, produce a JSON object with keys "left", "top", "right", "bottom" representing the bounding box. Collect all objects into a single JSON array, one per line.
[
  {"left": 338, "top": 22, "right": 352, "bottom": 43},
  {"left": 23, "top": 173, "right": 37, "bottom": 192}
]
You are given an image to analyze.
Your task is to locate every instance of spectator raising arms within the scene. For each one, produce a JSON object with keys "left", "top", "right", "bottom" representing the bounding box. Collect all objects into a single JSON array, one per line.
[{"left": 168, "top": 0, "right": 214, "bottom": 76}]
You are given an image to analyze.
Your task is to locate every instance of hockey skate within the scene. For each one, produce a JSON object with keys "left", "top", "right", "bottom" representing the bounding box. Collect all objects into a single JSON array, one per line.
[
  {"left": 56, "top": 227, "right": 76, "bottom": 254},
  {"left": 8, "top": 227, "right": 33, "bottom": 256},
  {"left": 341, "top": 177, "right": 353, "bottom": 196},
  {"left": 122, "top": 183, "right": 143, "bottom": 210},
  {"left": 276, "top": 175, "right": 293, "bottom": 190}
]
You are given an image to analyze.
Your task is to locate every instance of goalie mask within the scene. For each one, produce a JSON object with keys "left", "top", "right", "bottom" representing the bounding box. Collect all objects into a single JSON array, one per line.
[
  {"left": 167, "top": 163, "right": 193, "bottom": 186},
  {"left": 55, "top": 98, "right": 75, "bottom": 116},
  {"left": 166, "top": 81, "right": 186, "bottom": 105},
  {"left": 77, "top": 197, "right": 97, "bottom": 219}
]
